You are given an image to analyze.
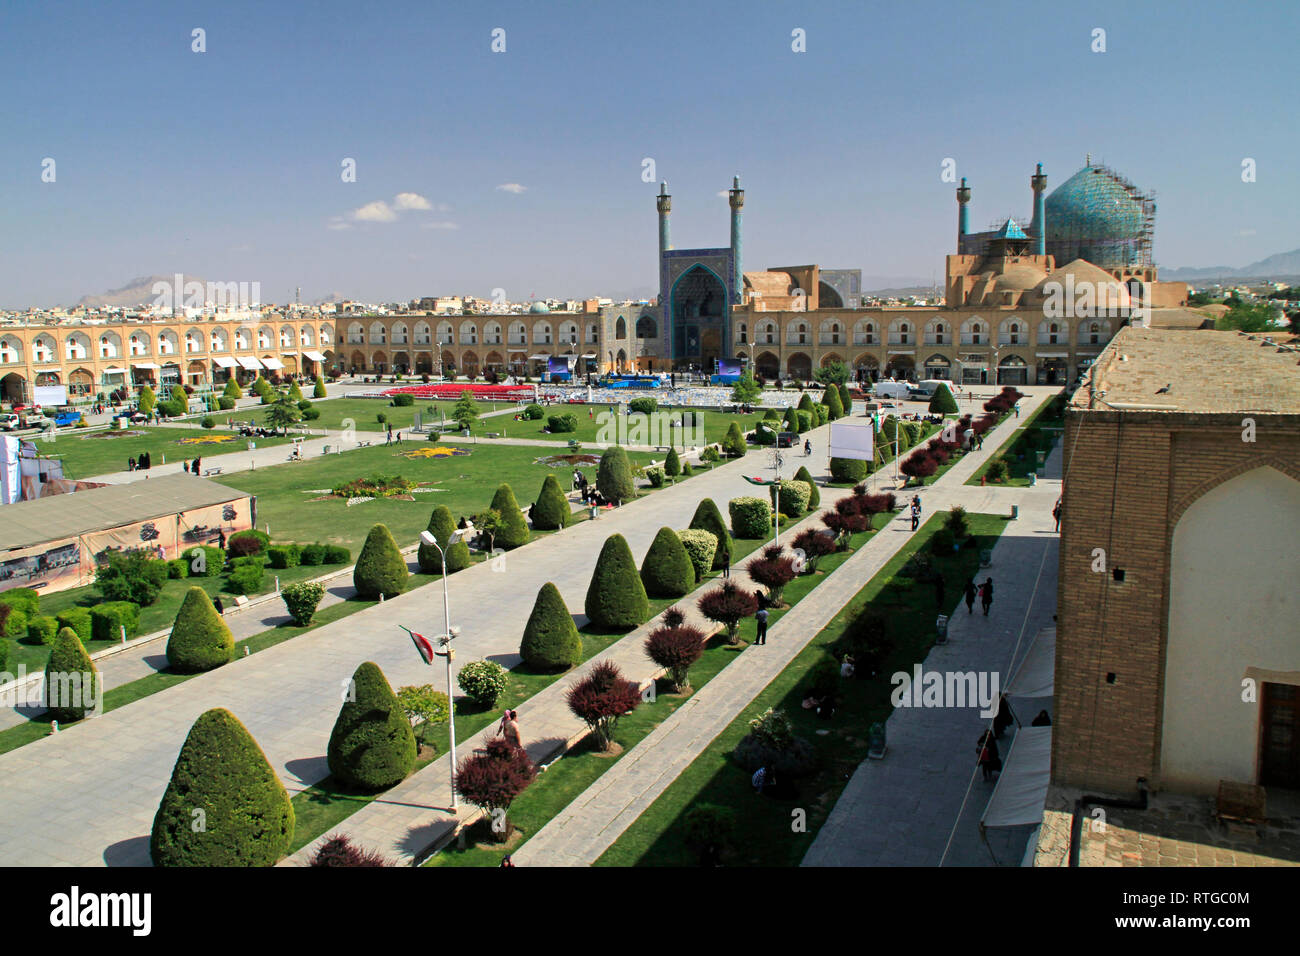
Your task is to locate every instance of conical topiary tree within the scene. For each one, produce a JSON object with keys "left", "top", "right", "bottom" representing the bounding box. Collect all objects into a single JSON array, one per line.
[
  {"left": 223, "top": 378, "right": 242, "bottom": 399},
  {"left": 490, "top": 483, "right": 530, "bottom": 548},
  {"left": 520, "top": 582, "right": 582, "bottom": 670},
  {"left": 929, "top": 383, "right": 959, "bottom": 414},
  {"left": 822, "top": 386, "right": 844, "bottom": 420},
  {"left": 798, "top": 392, "right": 817, "bottom": 417},
  {"left": 328, "top": 661, "right": 417, "bottom": 790},
  {"left": 353, "top": 524, "right": 410, "bottom": 598},
  {"left": 584, "top": 533, "right": 649, "bottom": 630},
  {"left": 137, "top": 384, "right": 156, "bottom": 417},
  {"left": 722, "top": 421, "right": 747, "bottom": 457},
  {"left": 530, "top": 474, "right": 570, "bottom": 531},
  {"left": 837, "top": 382, "right": 853, "bottom": 416},
  {"left": 44, "top": 627, "right": 99, "bottom": 722},
  {"left": 288, "top": 380, "right": 304, "bottom": 402},
  {"left": 418, "top": 505, "right": 472, "bottom": 573},
  {"left": 640, "top": 527, "right": 695, "bottom": 598},
  {"left": 664, "top": 447, "right": 681, "bottom": 479},
  {"left": 782, "top": 406, "right": 801, "bottom": 435},
  {"left": 596, "top": 446, "right": 636, "bottom": 504},
  {"left": 151, "top": 708, "right": 294, "bottom": 866},
  {"left": 313, "top": 375, "right": 327, "bottom": 398},
  {"left": 793, "top": 465, "right": 821, "bottom": 509},
  {"left": 166, "top": 587, "right": 235, "bottom": 673},
  {"left": 763, "top": 407, "right": 781, "bottom": 422},
  {"left": 689, "top": 497, "right": 732, "bottom": 570}
]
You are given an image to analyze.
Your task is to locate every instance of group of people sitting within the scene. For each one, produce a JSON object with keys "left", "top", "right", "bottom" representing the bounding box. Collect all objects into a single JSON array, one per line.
[
  {"left": 236, "top": 424, "right": 283, "bottom": 438},
  {"left": 572, "top": 469, "right": 614, "bottom": 508}
]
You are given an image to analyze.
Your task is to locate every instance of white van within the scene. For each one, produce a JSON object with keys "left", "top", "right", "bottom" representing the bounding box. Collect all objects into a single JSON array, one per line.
[
  {"left": 908, "top": 380, "right": 950, "bottom": 400},
  {"left": 872, "top": 380, "right": 912, "bottom": 400}
]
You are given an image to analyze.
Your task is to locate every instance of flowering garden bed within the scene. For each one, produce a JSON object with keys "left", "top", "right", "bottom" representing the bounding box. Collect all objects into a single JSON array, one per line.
[{"left": 382, "top": 383, "right": 535, "bottom": 402}]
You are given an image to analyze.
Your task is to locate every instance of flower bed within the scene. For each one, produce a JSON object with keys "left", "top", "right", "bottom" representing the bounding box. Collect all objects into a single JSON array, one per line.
[{"left": 382, "top": 383, "right": 535, "bottom": 402}]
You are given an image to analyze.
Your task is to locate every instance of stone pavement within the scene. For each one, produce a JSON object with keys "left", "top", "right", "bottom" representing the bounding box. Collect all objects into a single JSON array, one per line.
[
  {"left": 504, "top": 394, "right": 1058, "bottom": 866},
  {"left": 801, "top": 447, "right": 1062, "bottom": 867},
  {"left": 0, "top": 412, "right": 853, "bottom": 866}
]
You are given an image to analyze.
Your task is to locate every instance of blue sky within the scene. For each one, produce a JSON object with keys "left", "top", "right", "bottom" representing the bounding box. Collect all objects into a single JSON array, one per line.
[{"left": 1, "top": 0, "right": 1296, "bottom": 307}]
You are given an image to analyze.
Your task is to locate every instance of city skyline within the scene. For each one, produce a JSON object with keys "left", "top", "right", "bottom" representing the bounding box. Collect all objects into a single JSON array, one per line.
[{"left": 2, "top": 0, "right": 1297, "bottom": 308}]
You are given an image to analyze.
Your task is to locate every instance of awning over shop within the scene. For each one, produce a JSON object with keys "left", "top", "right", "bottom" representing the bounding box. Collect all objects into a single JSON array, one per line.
[
  {"left": 102, "top": 367, "right": 126, "bottom": 375},
  {"left": 302, "top": 350, "right": 327, "bottom": 362},
  {"left": 528, "top": 354, "right": 551, "bottom": 361},
  {"left": 132, "top": 362, "right": 160, "bottom": 370},
  {"left": 980, "top": 727, "right": 1053, "bottom": 828},
  {"left": 581, "top": 353, "right": 597, "bottom": 359},
  {"left": 1007, "top": 626, "right": 1055, "bottom": 699},
  {"left": 261, "top": 357, "right": 285, "bottom": 370},
  {"left": 212, "top": 356, "right": 237, "bottom": 368},
  {"left": 236, "top": 356, "right": 263, "bottom": 370}
]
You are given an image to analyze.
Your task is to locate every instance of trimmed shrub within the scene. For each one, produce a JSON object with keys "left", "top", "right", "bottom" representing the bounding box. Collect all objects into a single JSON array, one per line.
[
  {"left": 792, "top": 465, "right": 820, "bottom": 509},
  {"left": 689, "top": 498, "right": 731, "bottom": 569},
  {"left": 0, "top": 604, "right": 27, "bottom": 641},
  {"left": 645, "top": 467, "right": 665, "bottom": 488},
  {"left": 584, "top": 533, "right": 649, "bottom": 631},
  {"left": 664, "top": 447, "right": 681, "bottom": 478},
  {"left": 640, "top": 527, "right": 695, "bottom": 598},
  {"left": 546, "top": 412, "right": 578, "bottom": 433},
  {"left": 166, "top": 587, "right": 235, "bottom": 672},
  {"left": 531, "top": 474, "right": 570, "bottom": 531},
  {"left": 489, "top": 484, "right": 530, "bottom": 549},
  {"left": 901, "top": 453, "right": 938, "bottom": 483},
  {"left": 200, "top": 416, "right": 215, "bottom": 429},
  {"left": 182, "top": 545, "right": 225, "bottom": 577},
  {"left": 777, "top": 479, "right": 811, "bottom": 518},
  {"left": 814, "top": 404, "right": 829, "bottom": 426},
  {"left": 227, "top": 529, "right": 270, "bottom": 558},
  {"left": 782, "top": 406, "right": 802, "bottom": 435},
  {"left": 644, "top": 607, "right": 706, "bottom": 692},
  {"left": 985, "top": 458, "right": 1009, "bottom": 482},
  {"left": 457, "top": 659, "right": 508, "bottom": 708},
  {"left": 222, "top": 379, "right": 242, "bottom": 399},
  {"left": 945, "top": 504, "right": 970, "bottom": 538},
  {"left": 837, "top": 382, "right": 853, "bottom": 414},
  {"left": 297, "top": 399, "right": 314, "bottom": 411},
  {"left": 353, "top": 524, "right": 409, "bottom": 598},
  {"left": 26, "top": 614, "right": 58, "bottom": 646},
  {"left": 697, "top": 579, "right": 759, "bottom": 644},
  {"left": 267, "top": 545, "right": 302, "bottom": 569},
  {"left": 733, "top": 708, "right": 816, "bottom": 777},
  {"left": 310, "top": 834, "right": 391, "bottom": 867},
  {"left": 391, "top": 392, "right": 414, "bottom": 407},
  {"left": 137, "top": 384, "right": 156, "bottom": 416},
  {"left": 796, "top": 410, "right": 813, "bottom": 432},
  {"left": 323, "top": 544, "right": 351, "bottom": 564},
  {"left": 95, "top": 550, "right": 168, "bottom": 606},
  {"left": 282, "top": 581, "right": 325, "bottom": 626},
  {"left": 523, "top": 403, "right": 544, "bottom": 420},
  {"left": 681, "top": 462, "right": 693, "bottom": 476},
  {"left": 313, "top": 376, "right": 327, "bottom": 398},
  {"left": 300, "top": 407, "right": 322, "bottom": 420},
  {"left": 798, "top": 392, "right": 817, "bottom": 417},
  {"left": 903, "top": 421, "right": 924, "bottom": 448},
  {"left": 929, "top": 383, "right": 959, "bottom": 414},
  {"left": 91, "top": 601, "right": 139, "bottom": 643},
  {"left": 722, "top": 421, "right": 747, "bottom": 457},
  {"left": 829, "top": 456, "right": 869, "bottom": 483},
  {"left": 678, "top": 529, "right": 718, "bottom": 582},
  {"left": 455, "top": 738, "right": 536, "bottom": 841},
  {"left": 151, "top": 708, "right": 294, "bottom": 866},
  {"left": 565, "top": 659, "right": 642, "bottom": 751},
  {"left": 596, "top": 446, "right": 636, "bottom": 504},
  {"left": 55, "top": 607, "right": 92, "bottom": 644},
  {"left": 217, "top": 395, "right": 236, "bottom": 410},
  {"left": 299, "top": 543, "right": 326, "bottom": 566},
  {"left": 682, "top": 803, "right": 738, "bottom": 866},
  {"left": 822, "top": 386, "right": 844, "bottom": 420},
  {"left": 520, "top": 582, "right": 583, "bottom": 671},
  {"left": 227, "top": 564, "right": 265, "bottom": 595},
  {"left": 43, "top": 627, "right": 99, "bottom": 722},
  {"left": 700, "top": 445, "right": 720, "bottom": 463},
  {"left": 763, "top": 407, "right": 781, "bottom": 422},
  {"left": 729, "top": 496, "right": 772, "bottom": 539},
  {"left": 167, "top": 557, "right": 189, "bottom": 579},
  {"left": 418, "top": 505, "right": 472, "bottom": 573},
  {"left": 328, "top": 661, "right": 417, "bottom": 790},
  {"left": 627, "top": 396, "right": 658, "bottom": 416}
]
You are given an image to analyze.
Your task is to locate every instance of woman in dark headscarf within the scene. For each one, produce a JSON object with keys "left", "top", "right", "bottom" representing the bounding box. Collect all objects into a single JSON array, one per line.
[{"left": 992, "top": 694, "right": 1013, "bottom": 738}]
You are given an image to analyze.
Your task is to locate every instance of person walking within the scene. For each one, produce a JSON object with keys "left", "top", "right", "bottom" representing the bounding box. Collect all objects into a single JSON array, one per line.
[
  {"left": 976, "top": 432, "right": 984, "bottom": 451},
  {"left": 212, "top": 595, "right": 224, "bottom": 616},
  {"left": 754, "top": 606, "right": 769, "bottom": 645},
  {"left": 721, "top": 550, "right": 730, "bottom": 579},
  {"left": 977, "top": 731, "right": 1001, "bottom": 781},
  {"left": 218, "top": 529, "right": 226, "bottom": 551},
  {"left": 498, "top": 709, "right": 522, "bottom": 750},
  {"left": 128, "top": 456, "right": 136, "bottom": 472},
  {"left": 192, "top": 456, "right": 200, "bottom": 475},
  {"left": 1053, "top": 497, "right": 1062, "bottom": 533},
  {"left": 910, "top": 502, "right": 920, "bottom": 532},
  {"left": 804, "top": 438, "right": 811, "bottom": 457},
  {"left": 980, "top": 577, "right": 994, "bottom": 616},
  {"left": 964, "top": 579, "right": 977, "bottom": 614}
]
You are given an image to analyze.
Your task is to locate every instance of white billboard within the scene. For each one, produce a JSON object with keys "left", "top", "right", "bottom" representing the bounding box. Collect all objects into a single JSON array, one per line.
[
  {"left": 33, "top": 385, "right": 68, "bottom": 407},
  {"left": 829, "top": 421, "right": 874, "bottom": 461}
]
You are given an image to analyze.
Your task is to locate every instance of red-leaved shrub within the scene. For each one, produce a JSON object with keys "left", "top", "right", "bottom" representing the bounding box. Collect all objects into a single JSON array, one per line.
[{"left": 566, "top": 660, "right": 642, "bottom": 751}]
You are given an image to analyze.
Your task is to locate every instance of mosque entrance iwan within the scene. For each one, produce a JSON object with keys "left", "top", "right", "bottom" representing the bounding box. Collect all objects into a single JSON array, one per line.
[{"left": 672, "top": 265, "right": 727, "bottom": 370}]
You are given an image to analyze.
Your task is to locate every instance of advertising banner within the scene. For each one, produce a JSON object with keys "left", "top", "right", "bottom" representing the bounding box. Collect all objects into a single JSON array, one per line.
[{"left": 829, "top": 421, "right": 874, "bottom": 461}]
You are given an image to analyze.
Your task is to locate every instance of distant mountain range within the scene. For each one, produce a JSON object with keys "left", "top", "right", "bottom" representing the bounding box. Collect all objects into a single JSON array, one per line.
[
  {"left": 1160, "top": 248, "right": 1300, "bottom": 282},
  {"left": 76, "top": 275, "right": 208, "bottom": 309}
]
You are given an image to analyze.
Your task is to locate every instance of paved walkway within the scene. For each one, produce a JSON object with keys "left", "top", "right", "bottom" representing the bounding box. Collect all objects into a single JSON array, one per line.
[
  {"left": 504, "top": 393, "right": 1058, "bottom": 866},
  {"left": 0, "top": 413, "right": 845, "bottom": 865}
]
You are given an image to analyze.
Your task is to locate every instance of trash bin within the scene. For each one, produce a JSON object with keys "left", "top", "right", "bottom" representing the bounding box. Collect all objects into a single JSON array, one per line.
[
  {"left": 980, "top": 548, "right": 992, "bottom": 567},
  {"left": 1011, "top": 504, "right": 1019, "bottom": 520},
  {"left": 1028, "top": 473, "right": 1037, "bottom": 487},
  {"left": 935, "top": 614, "right": 949, "bottom": 644}
]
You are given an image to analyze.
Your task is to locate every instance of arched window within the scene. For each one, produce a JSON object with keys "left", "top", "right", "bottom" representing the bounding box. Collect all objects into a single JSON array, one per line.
[
  {"left": 615, "top": 316, "right": 627, "bottom": 339},
  {"left": 737, "top": 322, "right": 748, "bottom": 345},
  {"left": 635, "top": 315, "right": 658, "bottom": 339}
]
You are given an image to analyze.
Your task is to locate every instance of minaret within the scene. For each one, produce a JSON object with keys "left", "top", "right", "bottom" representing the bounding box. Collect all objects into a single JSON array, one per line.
[
  {"left": 956, "top": 176, "right": 971, "bottom": 252},
  {"left": 656, "top": 182, "right": 672, "bottom": 254},
  {"left": 1030, "top": 163, "right": 1047, "bottom": 256},
  {"left": 728, "top": 175, "right": 744, "bottom": 303}
]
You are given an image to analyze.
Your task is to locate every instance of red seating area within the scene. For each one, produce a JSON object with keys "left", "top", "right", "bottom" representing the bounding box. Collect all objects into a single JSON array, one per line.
[{"left": 381, "top": 383, "right": 535, "bottom": 401}]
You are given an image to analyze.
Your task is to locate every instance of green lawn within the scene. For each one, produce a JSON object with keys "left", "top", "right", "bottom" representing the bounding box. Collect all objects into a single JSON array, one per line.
[
  {"left": 508, "top": 405, "right": 769, "bottom": 449},
  {"left": 422, "top": 516, "right": 889, "bottom": 866},
  {"left": 595, "top": 511, "right": 1009, "bottom": 867},
  {"left": 966, "top": 392, "right": 1066, "bottom": 487},
  {"left": 28, "top": 426, "right": 292, "bottom": 480},
  {"left": 213, "top": 442, "right": 663, "bottom": 556},
  {"left": 278, "top": 397, "right": 505, "bottom": 435}
]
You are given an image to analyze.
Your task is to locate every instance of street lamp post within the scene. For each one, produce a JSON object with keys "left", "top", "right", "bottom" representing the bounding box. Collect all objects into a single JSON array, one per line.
[{"left": 419, "top": 529, "right": 461, "bottom": 809}]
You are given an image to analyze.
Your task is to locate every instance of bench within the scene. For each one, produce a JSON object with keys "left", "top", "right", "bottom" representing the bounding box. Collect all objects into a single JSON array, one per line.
[{"left": 203, "top": 467, "right": 222, "bottom": 477}]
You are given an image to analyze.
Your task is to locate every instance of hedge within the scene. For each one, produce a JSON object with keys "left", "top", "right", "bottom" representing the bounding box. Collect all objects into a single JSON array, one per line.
[
  {"left": 391, "top": 393, "right": 414, "bottom": 407},
  {"left": 777, "top": 479, "right": 811, "bottom": 518},
  {"left": 91, "top": 601, "right": 140, "bottom": 643},
  {"left": 328, "top": 661, "right": 417, "bottom": 790},
  {"left": 26, "top": 614, "right": 58, "bottom": 646},
  {"left": 628, "top": 397, "right": 658, "bottom": 416},
  {"left": 353, "top": 524, "right": 409, "bottom": 598},
  {"left": 546, "top": 413, "right": 578, "bottom": 433},
  {"left": 300, "top": 543, "right": 327, "bottom": 566},
  {"left": 490, "top": 484, "right": 531, "bottom": 549},
  {"left": 267, "top": 545, "right": 302, "bottom": 569},
  {"left": 55, "top": 607, "right": 92, "bottom": 644},
  {"left": 0, "top": 588, "right": 40, "bottom": 616},
  {"left": 227, "top": 529, "right": 270, "bottom": 558},
  {"left": 324, "top": 544, "right": 351, "bottom": 565},
  {"left": 729, "top": 497, "right": 772, "bottom": 539},
  {"left": 1, "top": 605, "right": 27, "bottom": 641},
  {"left": 678, "top": 529, "right": 718, "bottom": 582},
  {"left": 689, "top": 498, "right": 731, "bottom": 569},
  {"left": 584, "top": 533, "right": 649, "bottom": 630},
  {"left": 167, "top": 558, "right": 190, "bottom": 579},
  {"left": 151, "top": 708, "right": 294, "bottom": 866},
  {"left": 520, "top": 582, "right": 583, "bottom": 670},
  {"left": 640, "top": 527, "right": 695, "bottom": 598},
  {"left": 227, "top": 564, "right": 265, "bottom": 595},
  {"left": 166, "top": 587, "right": 235, "bottom": 672}
]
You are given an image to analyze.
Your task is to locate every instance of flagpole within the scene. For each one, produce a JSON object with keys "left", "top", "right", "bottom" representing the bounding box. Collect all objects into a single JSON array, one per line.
[{"left": 417, "top": 530, "right": 459, "bottom": 810}]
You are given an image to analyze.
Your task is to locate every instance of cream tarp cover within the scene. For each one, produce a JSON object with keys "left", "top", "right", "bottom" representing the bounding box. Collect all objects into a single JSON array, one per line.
[
  {"left": 236, "top": 355, "right": 263, "bottom": 370},
  {"left": 981, "top": 726, "right": 1053, "bottom": 828},
  {"left": 260, "top": 357, "right": 285, "bottom": 370},
  {"left": 211, "top": 356, "right": 237, "bottom": 367},
  {"left": 1007, "top": 625, "right": 1056, "bottom": 699}
]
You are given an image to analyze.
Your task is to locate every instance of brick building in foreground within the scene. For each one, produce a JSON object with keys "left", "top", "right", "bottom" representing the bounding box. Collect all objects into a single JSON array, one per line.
[{"left": 1054, "top": 327, "right": 1300, "bottom": 796}]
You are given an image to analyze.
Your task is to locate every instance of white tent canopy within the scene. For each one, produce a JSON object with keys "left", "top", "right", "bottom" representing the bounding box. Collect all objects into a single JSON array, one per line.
[
  {"left": 212, "top": 356, "right": 237, "bottom": 368},
  {"left": 261, "top": 357, "right": 285, "bottom": 370},
  {"left": 1007, "top": 625, "right": 1055, "bottom": 699},
  {"left": 302, "top": 350, "right": 326, "bottom": 362},
  {"left": 981, "top": 726, "right": 1053, "bottom": 828},
  {"left": 236, "top": 356, "right": 263, "bottom": 370}
]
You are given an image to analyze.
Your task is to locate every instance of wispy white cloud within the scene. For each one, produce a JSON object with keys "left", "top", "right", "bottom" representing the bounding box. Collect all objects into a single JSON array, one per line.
[
  {"left": 716, "top": 190, "right": 729, "bottom": 198},
  {"left": 496, "top": 183, "right": 527, "bottom": 194},
  {"left": 394, "top": 192, "right": 432, "bottom": 211},
  {"left": 353, "top": 200, "right": 397, "bottom": 222},
  {"left": 421, "top": 220, "right": 460, "bottom": 230},
  {"left": 327, "top": 217, "right": 352, "bottom": 231}
]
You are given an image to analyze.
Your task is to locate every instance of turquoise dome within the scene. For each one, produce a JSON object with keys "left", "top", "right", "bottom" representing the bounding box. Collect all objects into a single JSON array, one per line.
[
  {"left": 528, "top": 301, "right": 550, "bottom": 314},
  {"left": 1044, "top": 165, "right": 1151, "bottom": 267}
]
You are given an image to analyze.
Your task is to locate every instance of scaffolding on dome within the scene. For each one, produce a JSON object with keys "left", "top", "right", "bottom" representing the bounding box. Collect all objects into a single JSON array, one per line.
[{"left": 1045, "top": 163, "right": 1155, "bottom": 269}]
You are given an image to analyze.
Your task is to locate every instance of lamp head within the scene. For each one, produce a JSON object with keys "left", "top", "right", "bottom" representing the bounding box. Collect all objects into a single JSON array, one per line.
[{"left": 420, "top": 530, "right": 437, "bottom": 547}]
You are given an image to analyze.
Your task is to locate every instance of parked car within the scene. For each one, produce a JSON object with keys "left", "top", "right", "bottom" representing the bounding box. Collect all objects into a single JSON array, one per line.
[
  {"left": 0, "top": 413, "right": 19, "bottom": 431},
  {"left": 777, "top": 431, "right": 797, "bottom": 448}
]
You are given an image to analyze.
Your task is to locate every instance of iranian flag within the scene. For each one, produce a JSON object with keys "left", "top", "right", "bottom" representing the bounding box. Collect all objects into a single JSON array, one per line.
[
  {"left": 742, "top": 475, "right": 778, "bottom": 486},
  {"left": 400, "top": 625, "right": 435, "bottom": 664}
]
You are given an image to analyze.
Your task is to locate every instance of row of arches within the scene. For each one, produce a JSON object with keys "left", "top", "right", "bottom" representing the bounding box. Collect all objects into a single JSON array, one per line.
[
  {"left": 745, "top": 350, "right": 1042, "bottom": 381},
  {"left": 0, "top": 325, "right": 337, "bottom": 364},
  {"left": 733, "top": 317, "right": 1113, "bottom": 349}
]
